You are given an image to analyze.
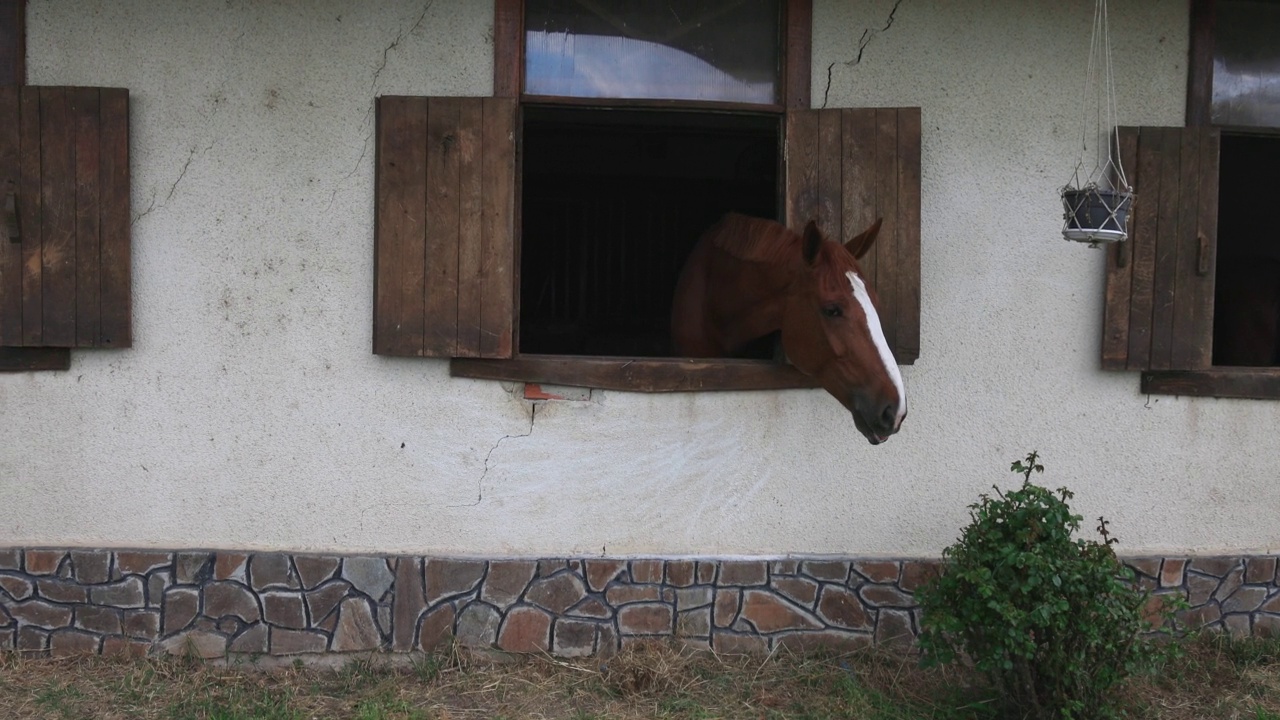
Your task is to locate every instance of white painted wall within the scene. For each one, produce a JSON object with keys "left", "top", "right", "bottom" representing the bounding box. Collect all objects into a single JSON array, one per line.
[{"left": 4, "top": 0, "right": 1277, "bottom": 558}]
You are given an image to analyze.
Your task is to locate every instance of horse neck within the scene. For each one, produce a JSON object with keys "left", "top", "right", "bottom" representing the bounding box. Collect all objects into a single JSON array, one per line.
[{"left": 711, "top": 245, "right": 803, "bottom": 350}]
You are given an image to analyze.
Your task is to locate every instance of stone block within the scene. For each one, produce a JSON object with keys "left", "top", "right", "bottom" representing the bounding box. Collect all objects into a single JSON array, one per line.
[
  {"left": 262, "top": 592, "right": 307, "bottom": 629},
  {"left": 1188, "top": 557, "right": 1239, "bottom": 578},
  {"left": 204, "top": 581, "right": 261, "bottom": 623},
  {"left": 567, "top": 597, "right": 612, "bottom": 619},
  {"left": 773, "top": 577, "right": 819, "bottom": 608},
  {"left": 482, "top": 560, "right": 536, "bottom": 608},
  {"left": 101, "top": 636, "right": 150, "bottom": 657},
  {"left": 37, "top": 579, "right": 87, "bottom": 604},
  {"left": 618, "top": 603, "right": 673, "bottom": 635},
  {"left": 1224, "top": 613, "right": 1251, "bottom": 638},
  {"left": 417, "top": 604, "right": 456, "bottom": 651},
  {"left": 859, "top": 584, "right": 915, "bottom": 608},
  {"left": 0, "top": 604, "right": 10, "bottom": 627},
  {"left": 526, "top": 573, "right": 587, "bottom": 614},
  {"left": 696, "top": 562, "right": 716, "bottom": 584},
  {"left": 773, "top": 630, "right": 873, "bottom": 653},
  {"left": 342, "top": 557, "right": 394, "bottom": 601},
  {"left": 0, "top": 573, "right": 34, "bottom": 600},
  {"left": 425, "top": 559, "right": 485, "bottom": 603},
  {"left": 900, "top": 561, "right": 942, "bottom": 592},
  {"left": 1187, "top": 572, "right": 1220, "bottom": 606},
  {"left": 605, "top": 584, "right": 661, "bottom": 605},
  {"left": 552, "top": 618, "right": 597, "bottom": 657},
  {"left": 229, "top": 623, "right": 269, "bottom": 654},
  {"left": 852, "top": 561, "right": 900, "bottom": 584},
  {"left": 584, "top": 560, "right": 625, "bottom": 592},
  {"left": 771, "top": 560, "right": 800, "bottom": 575},
  {"left": 1176, "top": 602, "right": 1222, "bottom": 630},
  {"left": 455, "top": 603, "right": 501, "bottom": 647},
  {"left": 123, "top": 610, "right": 161, "bottom": 640},
  {"left": 598, "top": 623, "right": 619, "bottom": 657},
  {"left": 90, "top": 577, "right": 145, "bottom": 608},
  {"left": 160, "top": 630, "right": 228, "bottom": 658},
  {"left": 666, "top": 560, "right": 695, "bottom": 587},
  {"left": 630, "top": 560, "right": 663, "bottom": 584},
  {"left": 17, "top": 626, "right": 49, "bottom": 655},
  {"left": 0, "top": 549, "right": 20, "bottom": 570},
  {"left": 305, "top": 581, "right": 351, "bottom": 625},
  {"left": 1159, "top": 559, "right": 1187, "bottom": 588},
  {"left": 740, "top": 590, "right": 821, "bottom": 633},
  {"left": 498, "top": 605, "right": 552, "bottom": 653},
  {"left": 1214, "top": 567, "right": 1245, "bottom": 603},
  {"left": 333, "top": 598, "right": 382, "bottom": 652},
  {"left": 218, "top": 617, "right": 244, "bottom": 636},
  {"left": 9, "top": 600, "right": 73, "bottom": 629},
  {"left": 75, "top": 605, "right": 123, "bottom": 635},
  {"left": 675, "top": 586, "right": 712, "bottom": 610},
  {"left": 875, "top": 609, "right": 915, "bottom": 647},
  {"left": 24, "top": 551, "right": 66, "bottom": 575},
  {"left": 1222, "top": 586, "right": 1268, "bottom": 613},
  {"left": 802, "top": 561, "right": 852, "bottom": 583},
  {"left": 147, "top": 571, "right": 171, "bottom": 608},
  {"left": 71, "top": 551, "right": 111, "bottom": 584},
  {"left": 718, "top": 561, "right": 767, "bottom": 586},
  {"left": 818, "top": 585, "right": 873, "bottom": 630},
  {"left": 250, "top": 554, "right": 299, "bottom": 590},
  {"left": 714, "top": 589, "right": 739, "bottom": 629},
  {"left": 116, "top": 552, "right": 171, "bottom": 575},
  {"left": 269, "top": 628, "right": 328, "bottom": 655},
  {"left": 1262, "top": 593, "right": 1280, "bottom": 614},
  {"left": 1245, "top": 557, "right": 1278, "bottom": 585},
  {"left": 214, "top": 554, "right": 249, "bottom": 583},
  {"left": 174, "top": 553, "right": 214, "bottom": 584},
  {"left": 1125, "top": 558, "right": 1162, "bottom": 578},
  {"left": 676, "top": 607, "right": 711, "bottom": 638},
  {"left": 162, "top": 587, "right": 200, "bottom": 635},
  {"left": 1254, "top": 613, "right": 1280, "bottom": 638},
  {"left": 711, "top": 632, "right": 767, "bottom": 655},
  {"left": 294, "top": 556, "right": 341, "bottom": 589},
  {"left": 392, "top": 558, "right": 426, "bottom": 652},
  {"left": 50, "top": 629, "right": 100, "bottom": 656}
]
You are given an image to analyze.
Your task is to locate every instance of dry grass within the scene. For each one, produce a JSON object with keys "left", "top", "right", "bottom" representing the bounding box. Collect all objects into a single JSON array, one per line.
[{"left": 0, "top": 633, "right": 1277, "bottom": 719}]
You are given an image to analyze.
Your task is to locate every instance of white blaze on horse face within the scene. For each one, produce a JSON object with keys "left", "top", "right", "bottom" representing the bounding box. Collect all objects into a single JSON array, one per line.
[{"left": 845, "top": 270, "right": 908, "bottom": 426}]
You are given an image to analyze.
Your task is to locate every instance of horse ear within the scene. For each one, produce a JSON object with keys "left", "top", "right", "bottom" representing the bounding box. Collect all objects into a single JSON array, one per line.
[
  {"left": 844, "top": 218, "right": 883, "bottom": 259},
  {"left": 802, "top": 220, "right": 823, "bottom": 266}
]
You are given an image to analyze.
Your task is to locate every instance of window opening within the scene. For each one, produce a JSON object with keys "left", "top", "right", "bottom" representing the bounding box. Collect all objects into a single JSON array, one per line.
[{"left": 519, "top": 106, "right": 779, "bottom": 357}]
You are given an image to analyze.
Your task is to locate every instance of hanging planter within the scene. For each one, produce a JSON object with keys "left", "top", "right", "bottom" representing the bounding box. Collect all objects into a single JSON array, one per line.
[{"left": 1060, "top": 0, "right": 1132, "bottom": 246}]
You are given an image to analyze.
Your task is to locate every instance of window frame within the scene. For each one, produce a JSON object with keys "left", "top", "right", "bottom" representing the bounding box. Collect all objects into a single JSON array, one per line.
[
  {"left": 454, "top": 0, "right": 828, "bottom": 392},
  {"left": 1137, "top": 0, "right": 1280, "bottom": 400}
]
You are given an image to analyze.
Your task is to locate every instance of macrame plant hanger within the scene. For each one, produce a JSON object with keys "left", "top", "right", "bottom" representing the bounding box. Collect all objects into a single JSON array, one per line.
[{"left": 1061, "top": 0, "right": 1133, "bottom": 246}]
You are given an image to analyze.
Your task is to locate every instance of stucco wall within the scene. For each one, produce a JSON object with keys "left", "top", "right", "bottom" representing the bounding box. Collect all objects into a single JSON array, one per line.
[{"left": 4, "top": 0, "right": 1277, "bottom": 558}]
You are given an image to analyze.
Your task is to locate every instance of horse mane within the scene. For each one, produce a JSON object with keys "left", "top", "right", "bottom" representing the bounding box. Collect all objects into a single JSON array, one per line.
[{"left": 707, "top": 213, "right": 801, "bottom": 265}]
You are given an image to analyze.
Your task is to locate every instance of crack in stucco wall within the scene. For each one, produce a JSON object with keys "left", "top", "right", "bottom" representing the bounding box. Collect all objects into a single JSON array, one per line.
[
  {"left": 822, "top": 0, "right": 905, "bottom": 108},
  {"left": 451, "top": 404, "right": 537, "bottom": 508},
  {"left": 132, "top": 139, "right": 218, "bottom": 226}
]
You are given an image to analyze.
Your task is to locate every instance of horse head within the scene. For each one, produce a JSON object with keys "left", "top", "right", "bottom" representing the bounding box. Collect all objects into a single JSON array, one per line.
[{"left": 780, "top": 219, "right": 907, "bottom": 445}]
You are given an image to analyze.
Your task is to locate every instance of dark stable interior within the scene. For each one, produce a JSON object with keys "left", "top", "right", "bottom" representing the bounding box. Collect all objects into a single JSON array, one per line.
[
  {"left": 519, "top": 106, "right": 779, "bottom": 357},
  {"left": 1213, "top": 133, "right": 1280, "bottom": 366}
]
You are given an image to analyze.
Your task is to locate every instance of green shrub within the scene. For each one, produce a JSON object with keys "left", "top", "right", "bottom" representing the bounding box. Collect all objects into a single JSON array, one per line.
[{"left": 916, "top": 452, "right": 1175, "bottom": 720}]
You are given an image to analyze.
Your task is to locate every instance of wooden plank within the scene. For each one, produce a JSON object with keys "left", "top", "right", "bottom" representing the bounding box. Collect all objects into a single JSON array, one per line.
[
  {"left": 784, "top": 0, "right": 812, "bottom": 109},
  {"left": 815, "top": 109, "right": 841, "bottom": 238},
  {"left": 1101, "top": 128, "right": 1139, "bottom": 369},
  {"left": 71, "top": 87, "right": 101, "bottom": 348},
  {"left": 1170, "top": 128, "right": 1202, "bottom": 369},
  {"left": 1126, "top": 127, "right": 1163, "bottom": 370},
  {"left": 873, "top": 108, "right": 899, "bottom": 354},
  {"left": 18, "top": 85, "right": 39, "bottom": 345},
  {"left": 1187, "top": 127, "right": 1220, "bottom": 368},
  {"left": 493, "top": 0, "right": 523, "bottom": 98},
  {"left": 0, "top": 0, "right": 24, "bottom": 86},
  {"left": 784, "top": 109, "right": 818, "bottom": 229},
  {"left": 479, "top": 96, "right": 515, "bottom": 358},
  {"left": 842, "top": 108, "right": 877, "bottom": 283},
  {"left": 1142, "top": 368, "right": 1280, "bottom": 400},
  {"left": 454, "top": 98, "right": 484, "bottom": 358},
  {"left": 0, "top": 346, "right": 69, "bottom": 371},
  {"left": 97, "top": 87, "right": 129, "bottom": 347},
  {"left": 423, "top": 97, "right": 461, "bottom": 356},
  {"left": 1148, "top": 126, "right": 1183, "bottom": 370},
  {"left": 452, "top": 355, "right": 823, "bottom": 393},
  {"left": 1186, "top": 0, "right": 1214, "bottom": 126},
  {"left": 0, "top": 85, "right": 20, "bottom": 345},
  {"left": 372, "top": 95, "right": 428, "bottom": 356},
  {"left": 895, "top": 107, "right": 921, "bottom": 362},
  {"left": 39, "top": 87, "right": 75, "bottom": 347}
]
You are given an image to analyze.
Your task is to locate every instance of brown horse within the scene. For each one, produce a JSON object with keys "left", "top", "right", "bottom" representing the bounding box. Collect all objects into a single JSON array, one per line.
[{"left": 671, "top": 213, "right": 906, "bottom": 444}]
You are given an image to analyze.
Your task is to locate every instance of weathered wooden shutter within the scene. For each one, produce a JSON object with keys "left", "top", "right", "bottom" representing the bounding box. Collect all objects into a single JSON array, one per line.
[
  {"left": 0, "top": 86, "right": 131, "bottom": 348},
  {"left": 373, "top": 96, "right": 517, "bottom": 358},
  {"left": 1101, "top": 127, "right": 1219, "bottom": 371},
  {"left": 785, "top": 107, "right": 921, "bottom": 364}
]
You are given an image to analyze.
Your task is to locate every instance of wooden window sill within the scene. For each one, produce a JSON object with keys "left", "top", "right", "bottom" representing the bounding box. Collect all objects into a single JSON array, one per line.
[
  {"left": 0, "top": 348, "right": 71, "bottom": 372},
  {"left": 451, "top": 354, "right": 824, "bottom": 393},
  {"left": 1141, "top": 368, "right": 1280, "bottom": 400}
]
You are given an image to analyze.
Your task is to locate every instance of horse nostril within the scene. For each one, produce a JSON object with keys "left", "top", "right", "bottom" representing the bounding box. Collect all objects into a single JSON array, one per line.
[{"left": 879, "top": 402, "right": 898, "bottom": 430}]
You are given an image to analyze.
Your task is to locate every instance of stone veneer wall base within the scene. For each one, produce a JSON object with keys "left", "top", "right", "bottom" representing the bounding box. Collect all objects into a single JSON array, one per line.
[{"left": 0, "top": 550, "right": 1277, "bottom": 658}]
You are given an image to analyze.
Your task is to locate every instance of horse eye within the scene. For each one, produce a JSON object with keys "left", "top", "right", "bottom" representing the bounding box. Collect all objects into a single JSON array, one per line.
[{"left": 821, "top": 305, "right": 843, "bottom": 319}]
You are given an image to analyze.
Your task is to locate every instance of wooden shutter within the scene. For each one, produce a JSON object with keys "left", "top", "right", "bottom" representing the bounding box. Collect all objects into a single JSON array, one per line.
[
  {"left": 785, "top": 107, "right": 921, "bottom": 363},
  {"left": 374, "top": 96, "right": 517, "bottom": 359},
  {"left": 0, "top": 86, "right": 131, "bottom": 349},
  {"left": 1101, "top": 127, "right": 1219, "bottom": 371}
]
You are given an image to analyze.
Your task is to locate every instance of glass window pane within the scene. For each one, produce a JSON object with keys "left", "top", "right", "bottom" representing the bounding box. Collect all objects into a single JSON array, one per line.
[
  {"left": 524, "top": 0, "right": 781, "bottom": 104},
  {"left": 1212, "top": 0, "right": 1280, "bottom": 127}
]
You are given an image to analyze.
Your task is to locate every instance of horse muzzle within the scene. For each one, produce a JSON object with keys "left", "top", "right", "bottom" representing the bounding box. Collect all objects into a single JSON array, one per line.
[{"left": 851, "top": 395, "right": 903, "bottom": 445}]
